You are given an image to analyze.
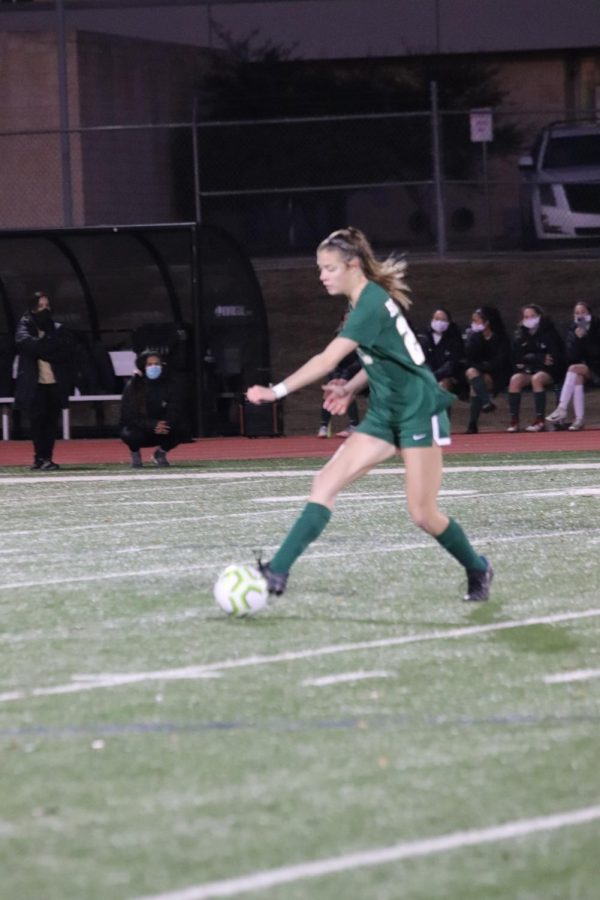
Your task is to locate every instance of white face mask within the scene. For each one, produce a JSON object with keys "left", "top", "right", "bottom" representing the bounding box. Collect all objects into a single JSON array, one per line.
[
  {"left": 522, "top": 316, "right": 540, "bottom": 330},
  {"left": 431, "top": 319, "right": 449, "bottom": 333},
  {"left": 470, "top": 322, "right": 486, "bottom": 333},
  {"left": 575, "top": 314, "right": 591, "bottom": 325}
]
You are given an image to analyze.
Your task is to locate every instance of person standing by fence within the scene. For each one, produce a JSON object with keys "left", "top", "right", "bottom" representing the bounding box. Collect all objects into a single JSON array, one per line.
[{"left": 14, "top": 292, "right": 74, "bottom": 471}]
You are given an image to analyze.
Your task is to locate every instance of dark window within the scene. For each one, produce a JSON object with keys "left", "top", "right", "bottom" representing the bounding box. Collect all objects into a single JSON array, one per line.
[{"left": 543, "top": 135, "right": 600, "bottom": 169}]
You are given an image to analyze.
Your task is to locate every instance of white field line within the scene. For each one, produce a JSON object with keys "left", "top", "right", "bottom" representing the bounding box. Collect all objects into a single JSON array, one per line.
[
  {"left": 0, "top": 607, "right": 206, "bottom": 645},
  {"left": 0, "top": 671, "right": 221, "bottom": 703},
  {"left": 131, "top": 803, "right": 600, "bottom": 900},
  {"left": 302, "top": 670, "right": 391, "bottom": 687},
  {"left": 3, "top": 608, "right": 600, "bottom": 705},
  {"left": 1, "top": 526, "right": 598, "bottom": 593},
  {"left": 254, "top": 486, "right": 600, "bottom": 504},
  {"left": 3, "top": 461, "right": 600, "bottom": 487},
  {"left": 7, "top": 490, "right": 600, "bottom": 540},
  {"left": 544, "top": 668, "right": 600, "bottom": 684},
  {"left": 0, "top": 561, "right": 217, "bottom": 592},
  {"left": 255, "top": 489, "right": 475, "bottom": 503},
  {"left": 4, "top": 510, "right": 291, "bottom": 538}
]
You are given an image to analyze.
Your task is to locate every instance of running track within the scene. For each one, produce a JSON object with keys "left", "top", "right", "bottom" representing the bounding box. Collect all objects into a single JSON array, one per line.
[{"left": 1, "top": 430, "right": 599, "bottom": 467}]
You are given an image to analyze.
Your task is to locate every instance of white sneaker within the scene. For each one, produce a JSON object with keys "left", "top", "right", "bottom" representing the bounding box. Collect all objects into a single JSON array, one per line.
[
  {"left": 568, "top": 419, "right": 584, "bottom": 431},
  {"left": 546, "top": 407, "right": 567, "bottom": 424},
  {"left": 525, "top": 419, "right": 545, "bottom": 433},
  {"left": 317, "top": 425, "right": 330, "bottom": 438}
]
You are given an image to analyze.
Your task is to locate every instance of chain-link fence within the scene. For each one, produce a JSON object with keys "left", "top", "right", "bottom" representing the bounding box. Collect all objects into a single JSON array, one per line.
[{"left": 1, "top": 105, "right": 598, "bottom": 254}]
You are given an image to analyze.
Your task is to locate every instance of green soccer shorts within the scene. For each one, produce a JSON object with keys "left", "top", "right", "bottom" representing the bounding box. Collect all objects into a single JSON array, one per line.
[{"left": 355, "top": 407, "right": 451, "bottom": 449}]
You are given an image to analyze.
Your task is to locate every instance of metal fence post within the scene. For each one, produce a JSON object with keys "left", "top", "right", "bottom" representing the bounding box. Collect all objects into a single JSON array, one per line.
[
  {"left": 430, "top": 81, "right": 447, "bottom": 257},
  {"left": 55, "top": 0, "right": 73, "bottom": 226},
  {"left": 192, "top": 99, "right": 202, "bottom": 224}
]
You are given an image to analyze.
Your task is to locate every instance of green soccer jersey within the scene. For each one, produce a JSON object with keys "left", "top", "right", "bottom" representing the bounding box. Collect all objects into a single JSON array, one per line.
[{"left": 339, "top": 281, "right": 453, "bottom": 423}]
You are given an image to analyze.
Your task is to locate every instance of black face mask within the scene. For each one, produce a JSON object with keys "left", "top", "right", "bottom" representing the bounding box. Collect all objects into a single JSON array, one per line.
[{"left": 32, "top": 309, "right": 53, "bottom": 330}]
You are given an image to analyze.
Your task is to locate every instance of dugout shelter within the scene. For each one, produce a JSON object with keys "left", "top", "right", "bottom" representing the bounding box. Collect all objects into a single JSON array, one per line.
[{"left": 0, "top": 223, "right": 271, "bottom": 438}]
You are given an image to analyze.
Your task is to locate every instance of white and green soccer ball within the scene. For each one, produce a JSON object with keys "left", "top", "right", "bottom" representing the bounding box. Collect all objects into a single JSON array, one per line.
[{"left": 213, "top": 564, "right": 268, "bottom": 617}]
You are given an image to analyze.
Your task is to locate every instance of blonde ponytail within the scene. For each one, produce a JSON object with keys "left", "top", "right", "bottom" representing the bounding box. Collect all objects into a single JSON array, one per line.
[{"left": 318, "top": 227, "right": 411, "bottom": 311}]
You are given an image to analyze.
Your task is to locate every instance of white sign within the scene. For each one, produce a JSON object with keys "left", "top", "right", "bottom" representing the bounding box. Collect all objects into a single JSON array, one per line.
[{"left": 470, "top": 108, "right": 493, "bottom": 143}]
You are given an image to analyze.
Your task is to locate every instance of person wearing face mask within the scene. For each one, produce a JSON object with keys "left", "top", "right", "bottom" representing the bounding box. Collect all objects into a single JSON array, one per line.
[
  {"left": 463, "top": 306, "right": 510, "bottom": 434},
  {"left": 119, "top": 350, "right": 190, "bottom": 467},
  {"left": 546, "top": 301, "right": 600, "bottom": 431},
  {"left": 14, "top": 291, "right": 75, "bottom": 471},
  {"left": 506, "top": 304, "right": 565, "bottom": 433},
  {"left": 418, "top": 308, "right": 466, "bottom": 398}
]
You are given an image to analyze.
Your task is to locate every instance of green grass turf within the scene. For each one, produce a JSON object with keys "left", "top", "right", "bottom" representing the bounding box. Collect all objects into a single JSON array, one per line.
[{"left": 1, "top": 453, "right": 599, "bottom": 899}]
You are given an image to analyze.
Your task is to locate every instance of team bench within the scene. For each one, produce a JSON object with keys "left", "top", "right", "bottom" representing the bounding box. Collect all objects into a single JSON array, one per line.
[{"left": 0, "top": 350, "right": 136, "bottom": 441}]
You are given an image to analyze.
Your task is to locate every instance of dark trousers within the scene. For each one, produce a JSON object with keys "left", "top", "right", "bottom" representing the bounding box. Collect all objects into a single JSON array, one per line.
[
  {"left": 29, "top": 383, "right": 63, "bottom": 461},
  {"left": 120, "top": 425, "right": 186, "bottom": 453}
]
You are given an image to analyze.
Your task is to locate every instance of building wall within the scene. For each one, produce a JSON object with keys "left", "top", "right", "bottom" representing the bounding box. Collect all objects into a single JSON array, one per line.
[
  {"left": 0, "top": 31, "right": 80, "bottom": 227},
  {"left": 75, "top": 32, "right": 216, "bottom": 225},
  {"left": 2, "top": 1, "right": 600, "bottom": 61},
  {"left": 0, "top": 30, "right": 215, "bottom": 229}
]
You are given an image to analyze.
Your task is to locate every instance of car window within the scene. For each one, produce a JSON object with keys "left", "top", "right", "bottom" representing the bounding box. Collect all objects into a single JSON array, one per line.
[{"left": 542, "top": 134, "right": 600, "bottom": 168}]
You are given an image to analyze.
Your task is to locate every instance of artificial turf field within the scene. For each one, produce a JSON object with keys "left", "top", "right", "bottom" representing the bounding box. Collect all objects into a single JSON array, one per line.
[{"left": 1, "top": 451, "right": 599, "bottom": 900}]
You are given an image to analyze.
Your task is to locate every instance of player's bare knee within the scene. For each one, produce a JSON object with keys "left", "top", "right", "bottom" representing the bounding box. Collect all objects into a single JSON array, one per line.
[{"left": 408, "top": 507, "right": 436, "bottom": 533}]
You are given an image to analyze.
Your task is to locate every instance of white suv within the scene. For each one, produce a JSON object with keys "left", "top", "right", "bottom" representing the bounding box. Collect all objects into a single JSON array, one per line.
[{"left": 518, "top": 120, "right": 600, "bottom": 245}]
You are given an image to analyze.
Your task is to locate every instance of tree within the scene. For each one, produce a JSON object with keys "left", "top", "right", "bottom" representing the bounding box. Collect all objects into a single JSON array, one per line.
[{"left": 191, "top": 30, "right": 522, "bottom": 249}]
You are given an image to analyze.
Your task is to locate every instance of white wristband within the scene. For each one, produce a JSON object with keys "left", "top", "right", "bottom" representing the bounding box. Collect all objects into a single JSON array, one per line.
[{"left": 272, "top": 382, "right": 288, "bottom": 400}]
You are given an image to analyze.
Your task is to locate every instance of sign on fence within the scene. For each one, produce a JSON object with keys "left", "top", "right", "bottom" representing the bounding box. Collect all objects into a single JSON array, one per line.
[{"left": 470, "top": 108, "right": 494, "bottom": 143}]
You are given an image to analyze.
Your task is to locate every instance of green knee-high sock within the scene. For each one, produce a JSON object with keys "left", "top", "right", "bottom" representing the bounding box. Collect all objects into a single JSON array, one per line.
[
  {"left": 508, "top": 392, "right": 521, "bottom": 419},
  {"left": 270, "top": 502, "right": 332, "bottom": 573},
  {"left": 533, "top": 391, "right": 546, "bottom": 419},
  {"left": 435, "top": 517, "right": 485, "bottom": 572}
]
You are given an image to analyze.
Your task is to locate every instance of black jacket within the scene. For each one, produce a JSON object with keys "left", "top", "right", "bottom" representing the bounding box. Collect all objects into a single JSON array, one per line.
[
  {"left": 120, "top": 371, "right": 189, "bottom": 432},
  {"left": 418, "top": 324, "right": 466, "bottom": 383},
  {"left": 510, "top": 319, "right": 565, "bottom": 382},
  {"left": 464, "top": 329, "right": 511, "bottom": 392},
  {"left": 565, "top": 316, "right": 600, "bottom": 376},
  {"left": 14, "top": 314, "right": 75, "bottom": 410}
]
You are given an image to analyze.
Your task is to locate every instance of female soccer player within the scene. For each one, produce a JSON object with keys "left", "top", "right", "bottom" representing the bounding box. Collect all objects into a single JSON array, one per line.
[{"left": 246, "top": 227, "right": 493, "bottom": 602}]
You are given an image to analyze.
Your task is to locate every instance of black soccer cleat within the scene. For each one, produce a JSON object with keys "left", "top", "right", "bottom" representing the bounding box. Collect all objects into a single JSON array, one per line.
[
  {"left": 256, "top": 558, "right": 289, "bottom": 596},
  {"left": 464, "top": 556, "right": 494, "bottom": 602},
  {"left": 39, "top": 459, "right": 60, "bottom": 472}
]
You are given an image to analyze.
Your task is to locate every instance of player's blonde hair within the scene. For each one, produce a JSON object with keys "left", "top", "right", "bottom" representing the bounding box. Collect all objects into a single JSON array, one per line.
[{"left": 318, "top": 226, "right": 411, "bottom": 311}]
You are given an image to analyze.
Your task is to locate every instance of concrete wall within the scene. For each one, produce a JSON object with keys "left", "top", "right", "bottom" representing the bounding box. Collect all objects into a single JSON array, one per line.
[{"left": 255, "top": 254, "right": 600, "bottom": 434}]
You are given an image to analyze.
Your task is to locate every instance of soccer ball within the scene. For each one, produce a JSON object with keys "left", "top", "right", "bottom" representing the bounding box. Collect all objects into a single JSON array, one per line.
[{"left": 213, "top": 564, "right": 268, "bottom": 617}]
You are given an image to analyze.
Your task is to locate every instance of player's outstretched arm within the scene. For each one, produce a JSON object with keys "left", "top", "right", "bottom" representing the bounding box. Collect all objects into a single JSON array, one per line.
[{"left": 246, "top": 336, "right": 358, "bottom": 405}]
